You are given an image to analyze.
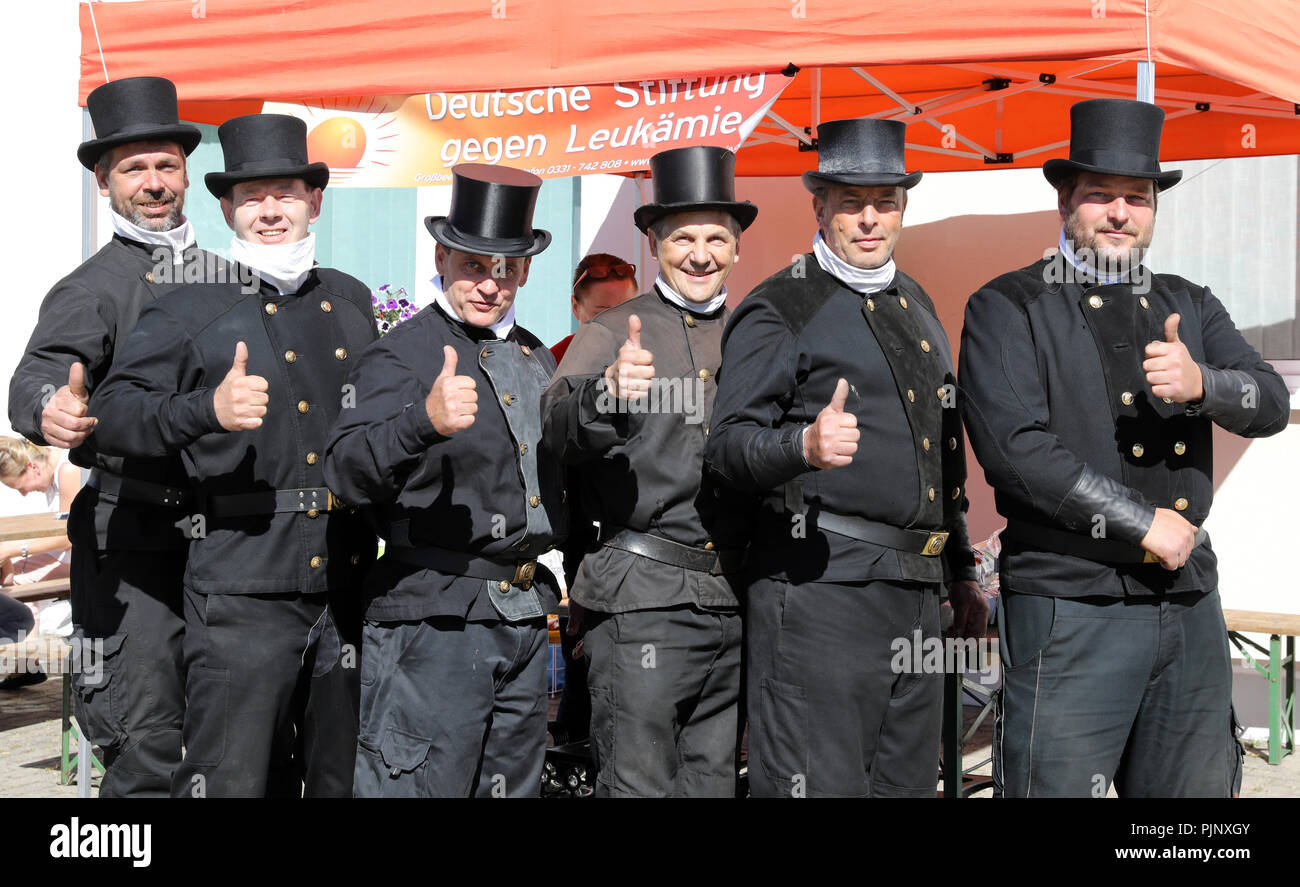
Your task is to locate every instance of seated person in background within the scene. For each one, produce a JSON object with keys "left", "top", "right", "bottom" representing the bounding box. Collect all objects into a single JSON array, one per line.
[
  {"left": 0, "top": 436, "right": 80, "bottom": 586},
  {"left": 550, "top": 253, "right": 638, "bottom": 364}
]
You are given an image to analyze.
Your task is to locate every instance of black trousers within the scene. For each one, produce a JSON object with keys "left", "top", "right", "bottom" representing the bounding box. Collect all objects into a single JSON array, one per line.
[
  {"left": 995, "top": 587, "right": 1242, "bottom": 798},
  {"left": 172, "top": 589, "right": 358, "bottom": 798},
  {"left": 354, "top": 615, "right": 549, "bottom": 797},
  {"left": 746, "top": 576, "right": 942, "bottom": 797},
  {"left": 583, "top": 605, "right": 742, "bottom": 797},
  {"left": 69, "top": 525, "right": 186, "bottom": 799}
]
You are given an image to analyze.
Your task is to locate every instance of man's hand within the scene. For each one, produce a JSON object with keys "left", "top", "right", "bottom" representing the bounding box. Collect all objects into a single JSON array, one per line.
[
  {"left": 1143, "top": 314, "right": 1203, "bottom": 403},
  {"left": 40, "top": 362, "right": 97, "bottom": 448},
  {"left": 1140, "top": 507, "right": 1198, "bottom": 571},
  {"left": 602, "top": 314, "right": 655, "bottom": 400},
  {"left": 802, "top": 378, "right": 858, "bottom": 469},
  {"left": 213, "top": 342, "right": 269, "bottom": 431},
  {"left": 425, "top": 345, "right": 478, "bottom": 435},
  {"left": 946, "top": 580, "right": 988, "bottom": 640},
  {"left": 566, "top": 600, "right": 584, "bottom": 636}
]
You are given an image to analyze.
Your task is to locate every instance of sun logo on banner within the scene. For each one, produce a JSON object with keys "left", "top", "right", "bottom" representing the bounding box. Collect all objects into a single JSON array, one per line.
[{"left": 264, "top": 98, "right": 401, "bottom": 184}]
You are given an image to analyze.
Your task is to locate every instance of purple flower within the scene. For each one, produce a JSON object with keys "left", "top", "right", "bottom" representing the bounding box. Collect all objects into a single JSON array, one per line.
[
  {"left": 385, "top": 299, "right": 398, "bottom": 309},
  {"left": 379, "top": 284, "right": 390, "bottom": 291}
]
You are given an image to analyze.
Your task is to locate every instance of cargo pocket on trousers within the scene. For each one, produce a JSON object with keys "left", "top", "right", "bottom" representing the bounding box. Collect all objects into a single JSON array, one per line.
[
  {"left": 379, "top": 726, "right": 432, "bottom": 779},
  {"left": 182, "top": 665, "right": 229, "bottom": 769},
  {"left": 74, "top": 633, "right": 126, "bottom": 751},
  {"left": 587, "top": 686, "right": 616, "bottom": 787},
  {"left": 759, "top": 677, "right": 809, "bottom": 795}
]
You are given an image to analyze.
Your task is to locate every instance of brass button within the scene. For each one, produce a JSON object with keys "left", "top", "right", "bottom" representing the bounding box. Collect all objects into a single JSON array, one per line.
[
  {"left": 1174, "top": 497, "right": 1189, "bottom": 511},
  {"left": 320, "top": 300, "right": 332, "bottom": 313},
  {"left": 528, "top": 495, "right": 540, "bottom": 508},
  {"left": 334, "top": 347, "right": 347, "bottom": 360},
  {"left": 920, "top": 340, "right": 931, "bottom": 353},
  {"left": 1131, "top": 443, "right": 1145, "bottom": 458},
  {"left": 306, "top": 452, "right": 318, "bottom": 465},
  {"left": 1121, "top": 391, "right": 1134, "bottom": 406},
  {"left": 899, "top": 296, "right": 909, "bottom": 309},
  {"left": 1088, "top": 295, "right": 1103, "bottom": 309},
  {"left": 480, "top": 349, "right": 489, "bottom": 359},
  {"left": 519, "top": 443, "right": 528, "bottom": 455},
  {"left": 927, "top": 487, "right": 935, "bottom": 501},
  {"left": 949, "top": 437, "right": 958, "bottom": 450},
  {"left": 503, "top": 393, "right": 515, "bottom": 406},
  {"left": 906, "top": 389, "right": 915, "bottom": 403},
  {"left": 307, "top": 509, "right": 319, "bottom": 519},
  {"left": 284, "top": 350, "right": 297, "bottom": 363},
  {"left": 310, "top": 556, "right": 323, "bottom": 569},
  {"left": 922, "top": 437, "right": 930, "bottom": 451},
  {"left": 952, "top": 487, "right": 961, "bottom": 500},
  {"left": 866, "top": 298, "right": 875, "bottom": 312},
  {"left": 145, "top": 271, "right": 155, "bottom": 283},
  {"left": 350, "top": 554, "right": 361, "bottom": 565},
  {"left": 1173, "top": 441, "right": 1186, "bottom": 456},
  {"left": 298, "top": 400, "right": 309, "bottom": 414},
  {"left": 265, "top": 302, "right": 278, "bottom": 315},
  {"left": 498, "top": 580, "right": 510, "bottom": 592},
  {"left": 1139, "top": 296, "right": 1150, "bottom": 310},
  {"left": 937, "top": 387, "right": 947, "bottom": 400},
  {"left": 698, "top": 369, "right": 711, "bottom": 381},
  {"left": 1162, "top": 397, "right": 1173, "bottom": 404},
  {"left": 704, "top": 541, "right": 715, "bottom": 551},
  {"left": 521, "top": 345, "right": 531, "bottom": 355},
  {"left": 685, "top": 316, "right": 696, "bottom": 327}
]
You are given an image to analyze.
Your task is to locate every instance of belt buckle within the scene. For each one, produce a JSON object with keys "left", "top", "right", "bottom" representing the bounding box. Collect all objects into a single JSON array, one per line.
[
  {"left": 327, "top": 490, "right": 342, "bottom": 512},
  {"left": 922, "top": 530, "right": 949, "bottom": 556},
  {"left": 513, "top": 560, "right": 537, "bottom": 589}
]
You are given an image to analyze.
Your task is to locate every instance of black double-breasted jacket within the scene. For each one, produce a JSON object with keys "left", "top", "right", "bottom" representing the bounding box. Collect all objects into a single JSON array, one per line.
[
  {"left": 705, "top": 256, "right": 976, "bottom": 587},
  {"left": 959, "top": 255, "right": 1290, "bottom": 598},
  {"left": 88, "top": 267, "right": 378, "bottom": 595}
]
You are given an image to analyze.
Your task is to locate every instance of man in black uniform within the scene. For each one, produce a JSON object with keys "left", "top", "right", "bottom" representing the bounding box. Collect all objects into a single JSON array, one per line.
[
  {"left": 8, "top": 76, "right": 213, "bottom": 797},
  {"left": 960, "top": 99, "right": 1290, "bottom": 797},
  {"left": 706, "top": 118, "right": 986, "bottom": 798},
  {"left": 543, "top": 146, "right": 755, "bottom": 796},
  {"left": 90, "top": 114, "right": 377, "bottom": 797},
  {"left": 325, "top": 164, "right": 565, "bottom": 797}
]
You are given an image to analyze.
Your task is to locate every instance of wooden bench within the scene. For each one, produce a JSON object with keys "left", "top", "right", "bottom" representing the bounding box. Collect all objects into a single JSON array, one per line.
[
  {"left": 2, "top": 578, "right": 103, "bottom": 791},
  {"left": 1223, "top": 609, "right": 1298, "bottom": 765}
]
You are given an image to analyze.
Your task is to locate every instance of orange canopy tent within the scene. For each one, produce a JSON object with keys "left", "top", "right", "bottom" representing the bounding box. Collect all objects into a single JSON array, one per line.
[{"left": 79, "top": 0, "right": 1300, "bottom": 175}]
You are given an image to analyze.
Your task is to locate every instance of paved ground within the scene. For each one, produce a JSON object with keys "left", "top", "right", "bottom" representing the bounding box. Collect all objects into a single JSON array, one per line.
[{"left": 2, "top": 677, "right": 1294, "bottom": 798}]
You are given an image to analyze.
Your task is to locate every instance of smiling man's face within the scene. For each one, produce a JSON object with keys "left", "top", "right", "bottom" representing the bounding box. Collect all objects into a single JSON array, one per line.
[
  {"left": 648, "top": 210, "right": 740, "bottom": 303},
  {"left": 813, "top": 184, "right": 906, "bottom": 270},
  {"left": 222, "top": 177, "right": 322, "bottom": 245},
  {"left": 435, "top": 245, "right": 530, "bottom": 328},
  {"left": 97, "top": 140, "right": 189, "bottom": 232},
  {"left": 1060, "top": 172, "right": 1156, "bottom": 273}
]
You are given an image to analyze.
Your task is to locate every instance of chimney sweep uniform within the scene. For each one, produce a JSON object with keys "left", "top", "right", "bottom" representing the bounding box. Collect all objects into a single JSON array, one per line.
[
  {"left": 960, "top": 99, "right": 1290, "bottom": 797},
  {"left": 706, "top": 118, "right": 977, "bottom": 797},
  {"left": 90, "top": 115, "right": 377, "bottom": 797},
  {"left": 543, "top": 146, "right": 755, "bottom": 796},
  {"left": 325, "top": 164, "right": 567, "bottom": 797},
  {"left": 9, "top": 76, "right": 208, "bottom": 797}
]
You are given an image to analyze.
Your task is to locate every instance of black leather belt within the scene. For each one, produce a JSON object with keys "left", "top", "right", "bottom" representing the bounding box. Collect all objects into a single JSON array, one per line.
[
  {"left": 601, "top": 528, "right": 744, "bottom": 575},
  {"left": 387, "top": 544, "right": 539, "bottom": 588},
  {"left": 1004, "top": 519, "right": 1207, "bottom": 565},
  {"left": 814, "top": 510, "right": 948, "bottom": 557},
  {"left": 88, "top": 468, "right": 191, "bottom": 508},
  {"left": 208, "top": 487, "right": 341, "bottom": 518}
]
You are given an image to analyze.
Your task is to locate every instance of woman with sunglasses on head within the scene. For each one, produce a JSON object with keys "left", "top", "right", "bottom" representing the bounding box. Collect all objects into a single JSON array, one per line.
[{"left": 551, "top": 253, "right": 638, "bottom": 364}]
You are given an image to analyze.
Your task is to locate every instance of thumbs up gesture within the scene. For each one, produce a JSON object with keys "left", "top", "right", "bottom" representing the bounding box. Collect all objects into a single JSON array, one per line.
[
  {"left": 425, "top": 345, "right": 478, "bottom": 435},
  {"left": 802, "top": 378, "right": 859, "bottom": 469},
  {"left": 213, "top": 342, "right": 270, "bottom": 431},
  {"left": 41, "top": 362, "right": 97, "bottom": 448},
  {"left": 1143, "top": 313, "right": 1204, "bottom": 403},
  {"left": 602, "top": 314, "right": 656, "bottom": 400}
]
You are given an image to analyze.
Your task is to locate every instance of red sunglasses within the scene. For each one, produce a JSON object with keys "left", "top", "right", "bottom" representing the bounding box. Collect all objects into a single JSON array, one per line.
[{"left": 574, "top": 263, "right": 636, "bottom": 292}]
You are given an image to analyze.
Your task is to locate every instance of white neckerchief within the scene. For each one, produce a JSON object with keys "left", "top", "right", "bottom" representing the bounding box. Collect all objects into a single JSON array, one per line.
[
  {"left": 653, "top": 273, "right": 728, "bottom": 316},
  {"left": 430, "top": 274, "right": 516, "bottom": 339},
  {"left": 812, "top": 231, "right": 896, "bottom": 293},
  {"left": 109, "top": 209, "right": 195, "bottom": 264},
  {"left": 229, "top": 233, "right": 317, "bottom": 296},
  {"left": 1058, "top": 228, "right": 1149, "bottom": 285}
]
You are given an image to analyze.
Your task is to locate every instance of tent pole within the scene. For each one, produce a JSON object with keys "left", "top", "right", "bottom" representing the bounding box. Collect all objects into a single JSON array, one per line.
[
  {"left": 811, "top": 67, "right": 821, "bottom": 131},
  {"left": 1137, "top": 61, "right": 1155, "bottom": 104},
  {"left": 82, "top": 107, "right": 95, "bottom": 262}
]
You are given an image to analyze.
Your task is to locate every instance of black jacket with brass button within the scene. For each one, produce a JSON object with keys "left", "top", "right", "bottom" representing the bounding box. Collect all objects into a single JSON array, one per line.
[
  {"left": 9, "top": 236, "right": 226, "bottom": 550},
  {"left": 542, "top": 288, "right": 745, "bottom": 614},
  {"left": 705, "top": 256, "right": 976, "bottom": 587},
  {"left": 324, "top": 305, "right": 566, "bottom": 622},
  {"left": 88, "top": 268, "right": 379, "bottom": 594},
  {"left": 960, "top": 255, "right": 1290, "bottom": 597}
]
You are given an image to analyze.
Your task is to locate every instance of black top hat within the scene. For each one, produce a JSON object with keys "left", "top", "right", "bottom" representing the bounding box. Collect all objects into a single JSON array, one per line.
[
  {"left": 1044, "top": 99, "right": 1182, "bottom": 191},
  {"left": 801, "top": 118, "right": 922, "bottom": 192},
  {"left": 633, "top": 146, "right": 758, "bottom": 234},
  {"left": 424, "top": 164, "right": 551, "bottom": 258},
  {"left": 204, "top": 114, "right": 330, "bottom": 198},
  {"left": 77, "top": 76, "right": 202, "bottom": 171}
]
